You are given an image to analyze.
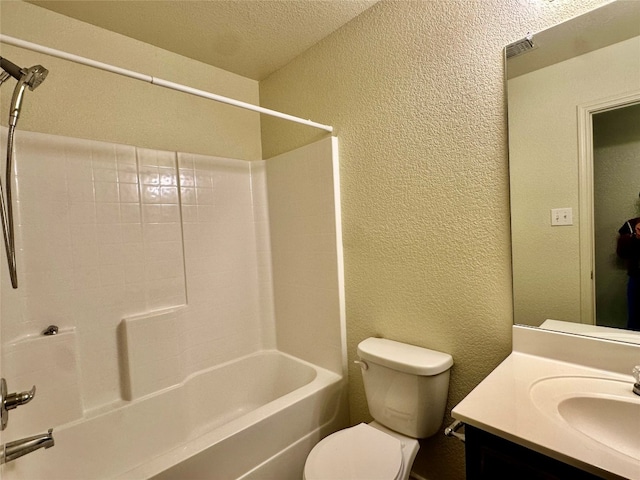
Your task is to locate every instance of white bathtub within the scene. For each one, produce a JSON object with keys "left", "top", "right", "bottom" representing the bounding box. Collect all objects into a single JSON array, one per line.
[{"left": 1, "top": 351, "right": 347, "bottom": 480}]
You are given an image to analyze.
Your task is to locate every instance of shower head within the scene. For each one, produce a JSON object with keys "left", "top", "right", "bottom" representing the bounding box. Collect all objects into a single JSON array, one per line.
[
  {"left": 4, "top": 62, "right": 49, "bottom": 128},
  {"left": 0, "top": 57, "right": 48, "bottom": 90},
  {"left": 23, "top": 65, "right": 49, "bottom": 91}
]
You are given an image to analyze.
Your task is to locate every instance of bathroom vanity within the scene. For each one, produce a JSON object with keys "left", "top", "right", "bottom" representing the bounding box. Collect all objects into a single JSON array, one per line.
[
  {"left": 490, "top": 2, "right": 640, "bottom": 477},
  {"left": 465, "top": 424, "right": 602, "bottom": 479},
  {"left": 452, "top": 326, "right": 640, "bottom": 480}
]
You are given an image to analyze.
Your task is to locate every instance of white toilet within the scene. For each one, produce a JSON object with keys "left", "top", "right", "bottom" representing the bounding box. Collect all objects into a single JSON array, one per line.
[{"left": 304, "top": 337, "right": 453, "bottom": 480}]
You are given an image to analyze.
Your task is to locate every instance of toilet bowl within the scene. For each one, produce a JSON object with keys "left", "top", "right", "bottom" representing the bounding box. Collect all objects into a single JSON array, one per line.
[
  {"left": 303, "top": 337, "right": 453, "bottom": 480},
  {"left": 304, "top": 422, "right": 419, "bottom": 480}
]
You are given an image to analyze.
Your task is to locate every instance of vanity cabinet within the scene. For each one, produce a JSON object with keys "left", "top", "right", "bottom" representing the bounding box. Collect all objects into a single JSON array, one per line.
[{"left": 465, "top": 425, "right": 605, "bottom": 480}]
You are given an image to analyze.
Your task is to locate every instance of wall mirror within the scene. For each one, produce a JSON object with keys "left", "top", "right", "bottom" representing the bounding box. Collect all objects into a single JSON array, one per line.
[{"left": 506, "top": 0, "right": 640, "bottom": 341}]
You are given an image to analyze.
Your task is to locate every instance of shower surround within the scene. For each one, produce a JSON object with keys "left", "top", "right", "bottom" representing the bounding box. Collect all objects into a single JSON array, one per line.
[{"left": 0, "top": 128, "right": 347, "bottom": 478}]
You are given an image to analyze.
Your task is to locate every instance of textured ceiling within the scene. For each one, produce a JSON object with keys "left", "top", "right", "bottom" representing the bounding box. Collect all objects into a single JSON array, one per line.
[{"left": 26, "top": 0, "right": 378, "bottom": 80}]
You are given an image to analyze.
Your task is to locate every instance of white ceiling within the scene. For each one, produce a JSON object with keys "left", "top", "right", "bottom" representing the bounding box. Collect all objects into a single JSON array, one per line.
[{"left": 27, "top": 0, "right": 379, "bottom": 80}]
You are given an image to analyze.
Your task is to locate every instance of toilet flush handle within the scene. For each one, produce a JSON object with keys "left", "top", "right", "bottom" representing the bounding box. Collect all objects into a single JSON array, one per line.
[{"left": 354, "top": 360, "right": 368, "bottom": 371}]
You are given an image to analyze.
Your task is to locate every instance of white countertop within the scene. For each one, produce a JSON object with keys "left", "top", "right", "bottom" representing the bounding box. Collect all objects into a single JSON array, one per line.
[{"left": 452, "top": 325, "right": 640, "bottom": 480}]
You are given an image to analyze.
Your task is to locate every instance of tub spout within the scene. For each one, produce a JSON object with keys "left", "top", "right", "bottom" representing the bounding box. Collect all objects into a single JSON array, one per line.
[{"left": 1, "top": 428, "right": 54, "bottom": 464}]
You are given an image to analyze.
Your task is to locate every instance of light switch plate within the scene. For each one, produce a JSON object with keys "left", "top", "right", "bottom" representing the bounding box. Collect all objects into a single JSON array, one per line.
[{"left": 551, "top": 208, "right": 573, "bottom": 226}]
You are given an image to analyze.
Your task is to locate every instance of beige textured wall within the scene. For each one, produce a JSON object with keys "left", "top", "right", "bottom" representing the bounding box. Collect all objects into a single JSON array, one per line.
[
  {"left": 259, "top": 1, "right": 608, "bottom": 478},
  {"left": 0, "top": 1, "right": 261, "bottom": 160}
]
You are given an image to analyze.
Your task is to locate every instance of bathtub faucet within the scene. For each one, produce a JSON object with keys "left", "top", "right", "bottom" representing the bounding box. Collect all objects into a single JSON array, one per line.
[{"left": 1, "top": 428, "right": 54, "bottom": 464}]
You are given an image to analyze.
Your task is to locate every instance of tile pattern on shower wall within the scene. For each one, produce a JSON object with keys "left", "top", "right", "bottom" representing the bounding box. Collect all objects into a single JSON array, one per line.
[
  {"left": 137, "top": 148, "right": 186, "bottom": 308},
  {"left": 0, "top": 128, "right": 273, "bottom": 412},
  {"left": 0, "top": 129, "right": 186, "bottom": 410}
]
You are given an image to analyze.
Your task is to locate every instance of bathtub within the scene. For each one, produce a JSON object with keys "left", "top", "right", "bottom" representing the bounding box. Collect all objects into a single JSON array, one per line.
[{"left": 1, "top": 351, "right": 347, "bottom": 480}]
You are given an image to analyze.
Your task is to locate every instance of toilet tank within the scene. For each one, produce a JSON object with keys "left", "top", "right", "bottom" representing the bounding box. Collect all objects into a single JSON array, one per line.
[{"left": 357, "top": 337, "right": 453, "bottom": 438}]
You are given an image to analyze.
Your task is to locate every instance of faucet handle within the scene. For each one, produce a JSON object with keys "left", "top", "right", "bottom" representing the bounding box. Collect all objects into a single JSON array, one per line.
[
  {"left": 0, "top": 378, "right": 36, "bottom": 431},
  {"left": 5, "top": 384, "right": 36, "bottom": 410}
]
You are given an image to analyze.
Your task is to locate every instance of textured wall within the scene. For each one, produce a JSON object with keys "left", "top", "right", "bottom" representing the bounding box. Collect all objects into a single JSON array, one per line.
[
  {"left": 259, "top": 1, "right": 608, "bottom": 478},
  {"left": 0, "top": 1, "right": 262, "bottom": 160}
]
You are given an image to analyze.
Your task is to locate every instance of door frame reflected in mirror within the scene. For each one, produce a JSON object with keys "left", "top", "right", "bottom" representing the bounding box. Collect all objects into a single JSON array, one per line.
[{"left": 577, "top": 91, "right": 640, "bottom": 326}]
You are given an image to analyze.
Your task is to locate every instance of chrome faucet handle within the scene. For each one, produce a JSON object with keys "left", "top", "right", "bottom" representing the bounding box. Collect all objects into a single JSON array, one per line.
[
  {"left": 5, "top": 384, "right": 36, "bottom": 410},
  {"left": 0, "top": 378, "right": 36, "bottom": 431},
  {"left": 633, "top": 366, "right": 640, "bottom": 396}
]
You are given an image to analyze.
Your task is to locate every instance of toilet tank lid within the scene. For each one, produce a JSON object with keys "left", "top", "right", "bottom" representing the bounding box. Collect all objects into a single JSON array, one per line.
[{"left": 357, "top": 338, "right": 453, "bottom": 376}]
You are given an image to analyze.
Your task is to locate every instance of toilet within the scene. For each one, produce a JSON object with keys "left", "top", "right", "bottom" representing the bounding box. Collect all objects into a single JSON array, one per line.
[{"left": 304, "top": 337, "right": 453, "bottom": 480}]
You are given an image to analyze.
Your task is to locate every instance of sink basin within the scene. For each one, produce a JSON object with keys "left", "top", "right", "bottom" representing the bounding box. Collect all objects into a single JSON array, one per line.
[
  {"left": 558, "top": 396, "right": 639, "bottom": 460},
  {"left": 530, "top": 376, "right": 640, "bottom": 461}
]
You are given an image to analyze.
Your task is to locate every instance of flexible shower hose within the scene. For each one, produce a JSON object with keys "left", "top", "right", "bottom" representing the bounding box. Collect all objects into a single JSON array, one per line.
[{"left": 0, "top": 124, "right": 18, "bottom": 288}]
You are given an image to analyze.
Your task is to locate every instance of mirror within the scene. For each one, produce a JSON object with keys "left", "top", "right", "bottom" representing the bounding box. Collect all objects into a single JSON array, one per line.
[{"left": 506, "top": 0, "right": 640, "bottom": 341}]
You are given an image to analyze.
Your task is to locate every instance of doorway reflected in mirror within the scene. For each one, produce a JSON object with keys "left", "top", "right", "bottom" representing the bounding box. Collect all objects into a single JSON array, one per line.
[{"left": 595, "top": 103, "right": 640, "bottom": 331}]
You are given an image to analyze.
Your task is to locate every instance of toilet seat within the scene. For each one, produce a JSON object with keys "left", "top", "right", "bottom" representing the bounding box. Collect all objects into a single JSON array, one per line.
[{"left": 304, "top": 423, "right": 404, "bottom": 480}]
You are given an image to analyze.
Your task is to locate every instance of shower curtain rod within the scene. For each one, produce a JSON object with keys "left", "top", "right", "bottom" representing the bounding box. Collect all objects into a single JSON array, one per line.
[{"left": 0, "top": 34, "right": 334, "bottom": 133}]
